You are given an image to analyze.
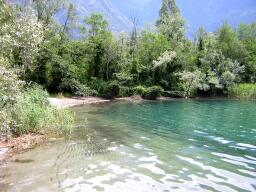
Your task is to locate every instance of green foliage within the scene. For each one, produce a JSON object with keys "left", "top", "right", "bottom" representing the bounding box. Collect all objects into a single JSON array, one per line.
[
  {"left": 0, "top": 62, "right": 24, "bottom": 138},
  {"left": 142, "top": 86, "right": 164, "bottom": 100},
  {"left": 119, "top": 86, "right": 133, "bottom": 97},
  {"left": 105, "top": 81, "right": 120, "bottom": 98},
  {"left": 133, "top": 85, "right": 146, "bottom": 96},
  {"left": 82, "top": 13, "right": 113, "bottom": 79},
  {"left": 153, "top": 51, "right": 176, "bottom": 68},
  {"left": 0, "top": 62, "right": 24, "bottom": 109},
  {"left": 0, "top": 4, "right": 44, "bottom": 74},
  {"left": 83, "top": 13, "right": 109, "bottom": 37},
  {"left": 0, "top": 75, "right": 74, "bottom": 137},
  {"left": 156, "top": 0, "right": 186, "bottom": 42},
  {"left": 175, "top": 70, "right": 208, "bottom": 97},
  {"left": 13, "top": 86, "right": 74, "bottom": 136},
  {"left": 132, "top": 86, "right": 164, "bottom": 100},
  {"left": 90, "top": 79, "right": 120, "bottom": 98},
  {"left": 58, "top": 78, "right": 97, "bottom": 97},
  {"left": 1, "top": 0, "right": 256, "bottom": 102},
  {"left": 89, "top": 78, "right": 107, "bottom": 96},
  {"left": 228, "top": 84, "right": 256, "bottom": 100}
]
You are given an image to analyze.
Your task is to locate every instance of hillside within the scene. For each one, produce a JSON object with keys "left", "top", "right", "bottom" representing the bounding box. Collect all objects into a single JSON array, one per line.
[
  {"left": 177, "top": 0, "right": 256, "bottom": 35},
  {"left": 73, "top": 0, "right": 256, "bottom": 35},
  {"left": 73, "top": 0, "right": 132, "bottom": 32}
]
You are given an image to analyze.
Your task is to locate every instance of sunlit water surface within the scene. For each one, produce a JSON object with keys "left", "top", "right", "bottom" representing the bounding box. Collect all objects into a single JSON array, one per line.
[{"left": 1, "top": 100, "right": 256, "bottom": 192}]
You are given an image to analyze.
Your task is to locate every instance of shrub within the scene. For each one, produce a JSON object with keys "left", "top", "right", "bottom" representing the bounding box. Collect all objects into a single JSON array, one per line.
[
  {"left": 142, "top": 86, "right": 164, "bottom": 100},
  {"left": 132, "top": 85, "right": 164, "bottom": 100},
  {"left": 89, "top": 78, "right": 108, "bottom": 96},
  {"left": 58, "top": 78, "right": 97, "bottom": 97},
  {"left": 228, "top": 83, "right": 256, "bottom": 100},
  {"left": 0, "top": 63, "right": 24, "bottom": 138},
  {"left": 13, "top": 86, "right": 75, "bottom": 136},
  {"left": 132, "top": 85, "right": 146, "bottom": 96},
  {"left": 105, "top": 81, "right": 120, "bottom": 98},
  {"left": 119, "top": 86, "right": 133, "bottom": 97},
  {"left": 90, "top": 79, "right": 121, "bottom": 98}
]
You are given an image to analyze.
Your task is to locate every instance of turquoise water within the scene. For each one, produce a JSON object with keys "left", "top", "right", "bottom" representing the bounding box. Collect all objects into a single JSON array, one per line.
[{"left": 1, "top": 100, "right": 256, "bottom": 191}]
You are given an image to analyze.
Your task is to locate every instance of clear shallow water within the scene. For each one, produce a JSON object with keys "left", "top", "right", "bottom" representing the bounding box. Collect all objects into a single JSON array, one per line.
[{"left": 1, "top": 100, "right": 256, "bottom": 192}]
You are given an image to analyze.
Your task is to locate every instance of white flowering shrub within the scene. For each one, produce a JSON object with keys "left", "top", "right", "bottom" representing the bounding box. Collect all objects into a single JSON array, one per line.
[
  {"left": 0, "top": 2, "right": 74, "bottom": 138},
  {"left": 0, "top": 61, "right": 25, "bottom": 138},
  {"left": 175, "top": 70, "right": 209, "bottom": 97},
  {"left": 153, "top": 51, "right": 176, "bottom": 67},
  {"left": 0, "top": 6, "right": 44, "bottom": 70}
]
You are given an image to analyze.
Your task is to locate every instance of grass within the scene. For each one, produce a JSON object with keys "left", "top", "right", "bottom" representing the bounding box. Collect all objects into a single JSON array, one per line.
[{"left": 2, "top": 86, "right": 75, "bottom": 138}]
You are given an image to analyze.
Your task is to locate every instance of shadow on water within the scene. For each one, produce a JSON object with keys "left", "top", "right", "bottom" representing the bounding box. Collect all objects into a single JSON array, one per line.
[{"left": 13, "top": 159, "right": 34, "bottom": 163}]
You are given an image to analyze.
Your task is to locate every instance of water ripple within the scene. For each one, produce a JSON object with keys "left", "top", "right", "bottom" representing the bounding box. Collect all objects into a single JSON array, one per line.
[{"left": 2, "top": 100, "right": 256, "bottom": 192}]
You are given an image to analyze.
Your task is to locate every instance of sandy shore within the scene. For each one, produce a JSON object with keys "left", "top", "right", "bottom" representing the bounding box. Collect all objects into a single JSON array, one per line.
[
  {"left": 48, "top": 96, "right": 149, "bottom": 108},
  {"left": 48, "top": 97, "right": 111, "bottom": 108}
]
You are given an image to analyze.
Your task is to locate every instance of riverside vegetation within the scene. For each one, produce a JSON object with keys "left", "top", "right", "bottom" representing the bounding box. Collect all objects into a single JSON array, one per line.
[{"left": 0, "top": 0, "right": 256, "bottom": 139}]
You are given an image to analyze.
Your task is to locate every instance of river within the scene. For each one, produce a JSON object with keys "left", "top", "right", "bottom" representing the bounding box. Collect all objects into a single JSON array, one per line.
[{"left": 1, "top": 100, "right": 256, "bottom": 191}]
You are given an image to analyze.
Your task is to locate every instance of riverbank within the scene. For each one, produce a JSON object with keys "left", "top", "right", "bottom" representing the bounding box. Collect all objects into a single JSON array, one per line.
[
  {"left": 0, "top": 97, "right": 111, "bottom": 164},
  {"left": 48, "top": 96, "right": 184, "bottom": 109},
  {"left": 0, "top": 134, "right": 46, "bottom": 163},
  {"left": 0, "top": 95, "right": 227, "bottom": 163},
  {"left": 48, "top": 96, "right": 111, "bottom": 108}
]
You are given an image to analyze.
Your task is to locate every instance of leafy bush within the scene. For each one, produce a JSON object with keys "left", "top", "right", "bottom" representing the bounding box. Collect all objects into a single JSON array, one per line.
[
  {"left": 105, "top": 81, "right": 120, "bottom": 98},
  {"left": 119, "top": 86, "right": 133, "bottom": 97},
  {"left": 89, "top": 79, "right": 121, "bottom": 98},
  {"left": 132, "top": 85, "right": 164, "bottom": 100},
  {"left": 132, "top": 85, "right": 146, "bottom": 96},
  {"left": 0, "top": 63, "right": 24, "bottom": 138},
  {"left": 228, "top": 84, "right": 256, "bottom": 100},
  {"left": 142, "top": 86, "right": 164, "bottom": 100},
  {"left": 0, "top": 79, "right": 75, "bottom": 138},
  {"left": 58, "top": 78, "right": 97, "bottom": 97},
  {"left": 12, "top": 86, "right": 75, "bottom": 136},
  {"left": 89, "top": 78, "right": 108, "bottom": 96}
]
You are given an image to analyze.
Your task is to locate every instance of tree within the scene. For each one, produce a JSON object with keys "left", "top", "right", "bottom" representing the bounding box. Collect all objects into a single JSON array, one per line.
[
  {"left": 31, "top": 0, "right": 67, "bottom": 26},
  {"left": 153, "top": 51, "right": 177, "bottom": 68},
  {"left": 59, "top": 2, "right": 78, "bottom": 42},
  {"left": 83, "top": 14, "right": 112, "bottom": 79},
  {"left": 193, "top": 27, "right": 208, "bottom": 67},
  {"left": 136, "top": 27, "right": 170, "bottom": 86},
  {"left": 0, "top": 3, "right": 44, "bottom": 78},
  {"left": 236, "top": 22, "right": 256, "bottom": 83},
  {"left": 137, "top": 26, "right": 170, "bottom": 68},
  {"left": 156, "top": 0, "right": 186, "bottom": 42},
  {"left": 130, "top": 13, "right": 139, "bottom": 67},
  {"left": 216, "top": 22, "right": 247, "bottom": 63},
  {"left": 176, "top": 70, "right": 209, "bottom": 97}
]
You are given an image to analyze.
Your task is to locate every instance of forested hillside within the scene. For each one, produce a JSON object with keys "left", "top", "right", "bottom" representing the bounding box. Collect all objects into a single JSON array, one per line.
[
  {"left": 1, "top": 0, "right": 256, "bottom": 100},
  {"left": 72, "top": 0, "right": 132, "bottom": 32},
  {"left": 95, "top": 0, "right": 256, "bottom": 34}
]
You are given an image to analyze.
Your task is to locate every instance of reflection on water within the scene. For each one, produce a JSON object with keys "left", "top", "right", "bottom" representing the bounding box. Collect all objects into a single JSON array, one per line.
[{"left": 1, "top": 100, "right": 256, "bottom": 191}]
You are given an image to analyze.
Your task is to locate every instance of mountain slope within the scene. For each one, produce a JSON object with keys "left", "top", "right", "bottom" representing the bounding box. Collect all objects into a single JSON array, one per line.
[
  {"left": 177, "top": 0, "right": 256, "bottom": 35},
  {"left": 74, "top": 0, "right": 132, "bottom": 32},
  {"left": 73, "top": 0, "right": 256, "bottom": 34},
  {"left": 110, "top": 0, "right": 256, "bottom": 34}
]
